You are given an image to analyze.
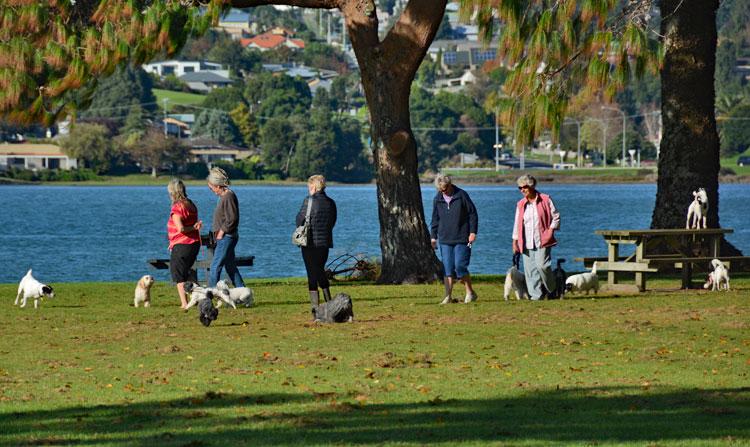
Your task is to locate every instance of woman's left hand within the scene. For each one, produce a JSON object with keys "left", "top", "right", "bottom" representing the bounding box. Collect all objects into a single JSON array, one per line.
[{"left": 468, "top": 233, "right": 477, "bottom": 244}]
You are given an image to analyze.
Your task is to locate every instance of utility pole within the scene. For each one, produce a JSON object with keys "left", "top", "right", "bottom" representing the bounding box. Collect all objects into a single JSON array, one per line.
[
  {"left": 162, "top": 98, "right": 168, "bottom": 138},
  {"left": 341, "top": 14, "right": 346, "bottom": 49}
]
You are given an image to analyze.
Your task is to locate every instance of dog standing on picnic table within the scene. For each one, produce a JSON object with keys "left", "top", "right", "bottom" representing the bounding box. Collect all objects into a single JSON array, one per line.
[{"left": 686, "top": 188, "right": 708, "bottom": 229}]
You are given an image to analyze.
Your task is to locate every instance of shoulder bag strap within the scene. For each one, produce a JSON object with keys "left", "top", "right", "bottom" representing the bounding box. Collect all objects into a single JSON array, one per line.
[{"left": 304, "top": 196, "right": 313, "bottom": 223}]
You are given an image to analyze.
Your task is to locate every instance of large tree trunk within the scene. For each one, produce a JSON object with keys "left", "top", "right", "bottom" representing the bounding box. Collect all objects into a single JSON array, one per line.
[
  {"left": 235, "top": 0, "right": 447, "bottom": 282},
  {"left": 654, "top": 0, "right": 740, "bottom": 255},
  {"left": 343, "top": 0, "right": 446, "bottom": 283}
]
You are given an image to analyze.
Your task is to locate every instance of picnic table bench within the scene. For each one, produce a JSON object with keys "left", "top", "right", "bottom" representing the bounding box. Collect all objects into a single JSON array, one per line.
[
  {"left": 147, "top": 234, "right": 254, "bottom": 285},
  {"left": 575, "top": 228, "right": 750, "bottom": 292}
]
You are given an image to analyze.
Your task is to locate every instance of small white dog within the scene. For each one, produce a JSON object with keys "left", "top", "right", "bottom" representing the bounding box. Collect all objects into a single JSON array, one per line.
[
  {"left": 686, "top": 188, "right": 709, "bottom": 229},
  {"left": 503, "top": 260, "right": 529, "bottom": 301},
  {"left": 565, "top": 262, "right": 599, "bottom": 295},
  {"left": 215, "top": 280, "right": 254, "bottom": 308},
  {"left": 184, "top": 283, "right": 235, "bottom": 309},
  {"left": 134, "top": 275, "right": 155, "bottom": 308},
  {"left": 703, "top": 259, "right": 730, "bottom": 291},
  {"left": 15, "top": 269, "right": 55, "bottom": 309}
]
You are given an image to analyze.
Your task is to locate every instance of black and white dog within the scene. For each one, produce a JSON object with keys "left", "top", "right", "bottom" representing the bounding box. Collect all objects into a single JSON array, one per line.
[
  {"left": 183, "top": 283, "right": 233, "bottom": 327},
  {"left": 686, "top": 188, "right": 709, "bottom": 229},
  {"left": 703, "top": 258, "right": 730, "bottom": 291},
  {"left": 15, "top": 269, "right": 54, "bottom": 309}
]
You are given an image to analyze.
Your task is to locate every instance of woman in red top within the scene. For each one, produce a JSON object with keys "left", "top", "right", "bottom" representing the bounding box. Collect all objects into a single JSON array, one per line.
[{"left": 167, "top": 179, "right": 203, "bottom": 308}]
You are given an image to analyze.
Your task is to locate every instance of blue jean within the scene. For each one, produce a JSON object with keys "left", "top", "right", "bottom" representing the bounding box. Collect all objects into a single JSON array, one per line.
[
  {"left": 522, "top": 246, "right": 556, "bottom": 300},
  {"left": 209, "top": 234, "right": 245, "bottom": 287},
  {"left": 439, "top": 243, "right": 471, "bottom": 279}
]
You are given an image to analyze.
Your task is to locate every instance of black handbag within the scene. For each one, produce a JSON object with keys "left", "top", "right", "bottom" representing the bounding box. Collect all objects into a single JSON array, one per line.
[{"left": 292, "top": 197, "right": 313, "bottom": 247}]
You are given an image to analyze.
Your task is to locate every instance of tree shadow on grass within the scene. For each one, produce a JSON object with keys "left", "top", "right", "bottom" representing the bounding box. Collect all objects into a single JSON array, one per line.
[{"left": 2, "top": 386, "right": 749, "bottom": 445}]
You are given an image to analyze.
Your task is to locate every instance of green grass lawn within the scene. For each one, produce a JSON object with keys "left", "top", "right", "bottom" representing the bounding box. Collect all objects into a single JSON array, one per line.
[
  {"left": 153, "top": 88, "right": 206, "bottom": 108},
  {"left": 1, "top": 276, "right": 749, "bottom": 446}
]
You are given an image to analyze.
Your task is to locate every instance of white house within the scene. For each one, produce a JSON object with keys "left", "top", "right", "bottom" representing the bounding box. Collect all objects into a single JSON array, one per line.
[
  {"left": 0, "top": 143, "right": 78, "bottom": 171},
  {"left": 142, "top": 60, "right": 230, "bottom": 79},
  {"left": 434, "top": 70, "right": 478, "bottom": 92}
]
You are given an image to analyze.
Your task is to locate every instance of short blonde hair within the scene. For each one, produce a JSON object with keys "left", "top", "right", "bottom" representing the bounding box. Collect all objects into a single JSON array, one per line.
[
  {"left": 168, "top": 178, "right": 188, "bottom": 203},
  {"left": 434, "top": 173, "right": 452, "bottom": 191},
  {"left": 308, "top": 174, "right": 326, "bottom": 192},
  {"left": 207, "top": 167, "right": 230, "bottom": 187},
  {"left": 516, "top": 174, "right": 537, "bottom": 189}
]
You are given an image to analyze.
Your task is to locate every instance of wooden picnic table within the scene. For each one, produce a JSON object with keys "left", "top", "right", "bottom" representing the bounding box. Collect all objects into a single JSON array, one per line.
[
  {"left": 580, "top": 228, "right": 735, "bottom": 292},
  {"left": 147, "top": 234, "right": 254, "bottom": 285}
]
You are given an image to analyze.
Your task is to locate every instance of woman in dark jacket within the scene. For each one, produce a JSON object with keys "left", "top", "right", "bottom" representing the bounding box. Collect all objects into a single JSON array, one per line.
[
  {"left": 296, "top": 174, "right": 337, "bottom": 317},
  {"left": 430, "top": 174, "right": 478, "bottom": 304}
]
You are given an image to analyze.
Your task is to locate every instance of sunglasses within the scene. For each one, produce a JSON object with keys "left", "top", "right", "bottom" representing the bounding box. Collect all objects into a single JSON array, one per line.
[{"left": 518, "top": 185, "right": 530, "bottom": 190}]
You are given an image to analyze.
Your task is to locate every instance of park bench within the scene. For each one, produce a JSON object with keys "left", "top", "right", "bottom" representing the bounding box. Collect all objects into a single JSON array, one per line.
[
  {"left": 575, "top": 228, "right": 750, "bottom": 292},
  {"left": 147, "top": 234, "right": 254, "bottom": 285}
]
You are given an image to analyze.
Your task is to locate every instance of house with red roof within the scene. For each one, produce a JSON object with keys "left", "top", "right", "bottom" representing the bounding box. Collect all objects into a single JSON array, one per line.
[{"left": 241, "top": 31, "right": 305, "bottom": 52}]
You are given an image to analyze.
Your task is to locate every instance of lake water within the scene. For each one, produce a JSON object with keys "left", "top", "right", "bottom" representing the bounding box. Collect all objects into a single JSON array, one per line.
[{"left": 1, "top": 183, "right": 749, "bottom": 284}]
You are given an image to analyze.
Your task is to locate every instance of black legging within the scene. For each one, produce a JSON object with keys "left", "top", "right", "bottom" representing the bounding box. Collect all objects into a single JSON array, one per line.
[{"left": 301, "top": 246, "right": 330, "bottom": 291}]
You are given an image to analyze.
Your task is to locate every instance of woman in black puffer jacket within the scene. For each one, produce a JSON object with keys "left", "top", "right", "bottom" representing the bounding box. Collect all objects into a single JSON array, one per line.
[{"left": 296, "top": 175, "right": 337, "bottom": 317}]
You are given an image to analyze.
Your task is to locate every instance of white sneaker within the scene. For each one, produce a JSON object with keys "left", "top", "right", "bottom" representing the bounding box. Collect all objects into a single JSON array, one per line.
[
  {"left": 440, "top": 296, "right": 452, "bottom": 305},
  {"left": 464, "top": 292, "right": 478, "bottom": 303}
]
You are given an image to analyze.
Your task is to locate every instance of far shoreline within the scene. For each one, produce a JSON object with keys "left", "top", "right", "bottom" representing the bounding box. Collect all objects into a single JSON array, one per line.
[{"left": 2, "top": 172, "right": 749, "bottom": 186}]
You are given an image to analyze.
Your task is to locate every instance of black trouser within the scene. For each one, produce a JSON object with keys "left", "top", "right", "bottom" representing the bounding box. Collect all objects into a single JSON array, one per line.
[{"left": 301, "top": 246, "right": 330, "bottom": 291}]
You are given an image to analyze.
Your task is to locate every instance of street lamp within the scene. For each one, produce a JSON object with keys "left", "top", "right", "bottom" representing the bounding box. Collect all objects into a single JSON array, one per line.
[
  {"left": 602, "top": 106, "right": 626, "bottom": 168},
  {"left": 494, "top": 109, "right": 501, "bottom": 172},
  {"left": 564, "top": 117, "right": 581, "bottom": 167}
]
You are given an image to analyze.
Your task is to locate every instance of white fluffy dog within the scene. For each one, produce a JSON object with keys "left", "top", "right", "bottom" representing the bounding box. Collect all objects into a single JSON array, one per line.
[
  {"left": 15, "top": 269, "right": 55, "bottom": 309},
  {"left": 686, "top": 188, "right": 709, "bottom": 229},
  {"left": 703, "top": 259, "right": 730, "bottom": 291},
  {"left": 503, "top": 265, "right": 529, "bottom": 301},
  {"left": 565, "top": 262, "right": 599, "bottom": 295},
  {"left": 134, "top": 275, "right": 155, "bottom": 308},
  {"left": 184, "top": 283, "right": 235, "bottom": 309},
  {"left": 215, "top": 280, "right": 254, "bottom": 308}
]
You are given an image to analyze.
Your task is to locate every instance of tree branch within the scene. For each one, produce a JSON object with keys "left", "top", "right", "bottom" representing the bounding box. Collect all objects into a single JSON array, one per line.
[
  {"left": 229, "top": 0, "right": 339, "bottom": 9},
  {"left": 380, "top": 0, "right": 447, "bottom": 80}
]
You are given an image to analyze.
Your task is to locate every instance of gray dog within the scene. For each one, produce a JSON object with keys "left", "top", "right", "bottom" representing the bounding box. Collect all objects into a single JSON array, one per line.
[{"left": 313, "top": 293, "right": 354, "bottom": 323}]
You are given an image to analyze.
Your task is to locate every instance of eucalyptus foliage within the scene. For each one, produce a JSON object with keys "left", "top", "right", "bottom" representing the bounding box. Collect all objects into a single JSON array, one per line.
[
  {"left": 0, "top": 0, "right": 226, "bottom": 125},
  {"left": 460, "top": 0, "right": 661, "bottom": 145}
]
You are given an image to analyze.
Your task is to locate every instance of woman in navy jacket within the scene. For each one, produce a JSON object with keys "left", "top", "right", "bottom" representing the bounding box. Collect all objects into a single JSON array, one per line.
[
  {"left": 296, "top": 175, "right": 337, "bottom": 317},
  {"left": 430, "top": 174, "right": 478, "bottom": 304}
]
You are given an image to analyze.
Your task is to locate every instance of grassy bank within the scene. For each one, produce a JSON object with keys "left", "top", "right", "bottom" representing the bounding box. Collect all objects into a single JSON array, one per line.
[
  {"left": 153, "top": 88, "right": 206, "bottom": 108},
  {"left": 1, "top": 276, "right": 749, "bottom": 446}
]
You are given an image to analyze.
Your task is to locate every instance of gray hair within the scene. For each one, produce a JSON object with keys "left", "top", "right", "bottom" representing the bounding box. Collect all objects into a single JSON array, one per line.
[
  {"left": 207, "top": 167, "right": 230, "bottom": 187},
  {"left": 167, "top": 178, "right": 188, "bottom": 203},
  {"left": 434, "top": 173, "right": 452, "bottom": 191},
  {"left": 516, "top": 174, "right": 537, "bottom": 188}
]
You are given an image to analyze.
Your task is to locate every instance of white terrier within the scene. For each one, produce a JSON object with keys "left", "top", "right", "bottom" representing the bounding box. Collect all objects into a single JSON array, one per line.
[
  {"left": 215, "top": 280, "right": 254, "bottom": 308},
  {"left": 134, "top": 275, "right": 155, "bottom": 308},
  {"left": 703, "top": 259, "right": 730, "bottom": 291},
  {"left": 686, "top": 188, "right": 709, "bottom": 229},
  {"left": 15, "top": 269, "right": 55, "bottom": 309},
  {"left": 565, "top": 262, "right": 599, "bottom": 295}
]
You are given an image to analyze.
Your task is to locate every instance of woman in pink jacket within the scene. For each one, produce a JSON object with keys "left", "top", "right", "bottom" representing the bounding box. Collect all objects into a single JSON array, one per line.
[{"left": 512, "top": 175, "right": 560, "bottom": 300}]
